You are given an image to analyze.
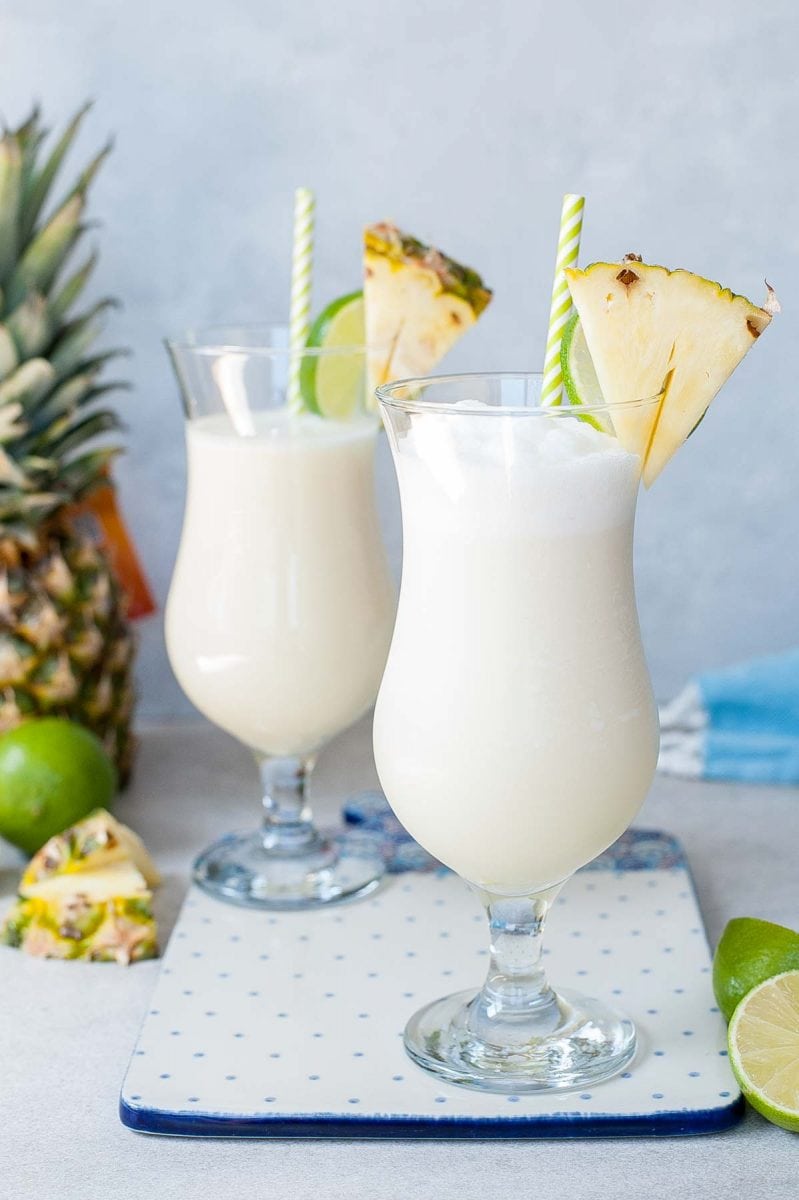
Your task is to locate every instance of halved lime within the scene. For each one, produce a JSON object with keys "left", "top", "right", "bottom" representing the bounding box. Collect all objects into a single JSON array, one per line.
[
  {"left": 728, "top": 969, "right": 799, "bottom": 1131},
  {"left": 300, "top": 291, "right": 366, "bottom": 419},
  {"left": 713, "top": 917, "right": 799, "bottom": 1022},
  {"left": 560, "top": 312, "right": 614, "bottom": 434}
]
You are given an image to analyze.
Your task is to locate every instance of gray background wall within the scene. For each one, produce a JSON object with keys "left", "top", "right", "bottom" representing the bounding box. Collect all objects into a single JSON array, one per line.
[{"left": 2, "top": 0, "right": 797, "bottom": 716}]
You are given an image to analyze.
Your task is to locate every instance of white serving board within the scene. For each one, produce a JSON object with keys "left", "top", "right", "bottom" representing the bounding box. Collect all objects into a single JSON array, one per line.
[{"left": 120, "top": 831, "right": 741, "bottom": 1138}]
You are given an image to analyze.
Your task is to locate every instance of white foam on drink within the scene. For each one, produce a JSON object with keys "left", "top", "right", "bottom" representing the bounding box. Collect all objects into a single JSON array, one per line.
[{"left": 400, "top": 402, "right": 640, "bottom": 538}]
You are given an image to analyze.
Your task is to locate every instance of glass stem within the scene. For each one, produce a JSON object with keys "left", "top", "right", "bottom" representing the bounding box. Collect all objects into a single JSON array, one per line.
[
  {"left": 256, "top": 753, "right": 322, "bottom": 855},
  {"left": 467, "top": 881, "right": 566, "bottom": 1045}
]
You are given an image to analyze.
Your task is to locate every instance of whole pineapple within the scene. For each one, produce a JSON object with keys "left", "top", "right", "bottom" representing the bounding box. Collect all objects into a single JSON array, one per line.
[{"left": 0, "top": 104, "right": 135, "bottom": 779}]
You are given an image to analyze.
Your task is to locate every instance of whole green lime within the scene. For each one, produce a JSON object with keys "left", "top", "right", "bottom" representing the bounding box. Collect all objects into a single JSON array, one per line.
[
  {"left": 0, "top": 719, "right": 117, "bottom": 855},
  {"left": 713, "top": 916, "right": 799, "bottom": 1021}
]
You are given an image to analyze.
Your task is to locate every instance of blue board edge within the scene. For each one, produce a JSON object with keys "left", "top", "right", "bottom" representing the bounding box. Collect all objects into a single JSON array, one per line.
[{"left": 120, "top": 1094, "right": 744, "bottom": 1139}]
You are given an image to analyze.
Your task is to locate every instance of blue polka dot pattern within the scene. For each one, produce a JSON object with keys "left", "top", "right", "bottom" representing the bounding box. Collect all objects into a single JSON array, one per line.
[{"left": 120, "top": 837, "right": 737, "bottom": 1135}]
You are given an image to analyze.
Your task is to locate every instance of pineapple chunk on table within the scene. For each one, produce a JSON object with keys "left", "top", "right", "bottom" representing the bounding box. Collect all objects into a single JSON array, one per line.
[
  {"left": 2, "top": 809, "right": 159, "bottom": 964},
  {"left": 3, "top": 861, "right": 157, "bottom": 964},
  {"left": 20, "top": 808, "right": 160, "bottom": 892}
]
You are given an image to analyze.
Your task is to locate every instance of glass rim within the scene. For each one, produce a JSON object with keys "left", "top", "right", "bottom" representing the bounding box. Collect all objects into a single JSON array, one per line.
[
  {"left": 165, "top": 324, "right": 375, "bottom": 360},
  {"left": 376, "top": 372, "right": 664, "bottom": 418}
]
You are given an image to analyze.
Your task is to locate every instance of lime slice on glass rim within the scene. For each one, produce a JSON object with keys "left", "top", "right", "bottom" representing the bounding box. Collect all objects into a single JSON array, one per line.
[
  {"left": 559, "top": 311, "right": 614, "bottom": 435},
  {"left": 728, "top": 969, "right": 799, "bottom": 1132},
  {"left": 299, "top": 291, "right": 366, "bottom": 419}
]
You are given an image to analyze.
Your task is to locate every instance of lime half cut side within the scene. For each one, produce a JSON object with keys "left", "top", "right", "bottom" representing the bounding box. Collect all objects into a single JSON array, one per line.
[
  {"left": 728, "top": 969, "right": 799, "bottom": 1132},
  {"left": 300, "top": 291, "right": 366, "bottom": 420},
  {"left": 560, "top": 312, "right": 614, "bottom": 435}
]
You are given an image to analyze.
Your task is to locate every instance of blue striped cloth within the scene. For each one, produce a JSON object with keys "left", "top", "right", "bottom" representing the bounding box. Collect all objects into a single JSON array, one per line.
[{"left": 659, "top": 650, "right": 799, "bottom": 785}]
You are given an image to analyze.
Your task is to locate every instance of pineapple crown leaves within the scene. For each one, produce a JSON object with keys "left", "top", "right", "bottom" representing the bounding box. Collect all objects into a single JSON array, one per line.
[{"left": 0, "top": 103, "right": 127, "bottom": 534}]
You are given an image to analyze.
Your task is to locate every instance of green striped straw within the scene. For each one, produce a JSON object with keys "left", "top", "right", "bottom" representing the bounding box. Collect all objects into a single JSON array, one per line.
[
  {"left": 540, "top": 193, "right": 585, "bottom": 407},
  {"left": 287, "top": 186, "right": 315, "bottom": 413}
]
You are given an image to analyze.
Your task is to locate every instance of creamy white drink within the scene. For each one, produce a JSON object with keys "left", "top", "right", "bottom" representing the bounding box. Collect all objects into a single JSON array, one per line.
[
  {"left": 167, "top": 411, "right": 395, "bottom": 757},
  {"left": 373, "top": 408, "right": 659, "bottom": 895}
]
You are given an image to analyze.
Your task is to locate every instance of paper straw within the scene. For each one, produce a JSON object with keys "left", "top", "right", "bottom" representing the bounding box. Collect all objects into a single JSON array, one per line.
[
  {"left": 287, "top": 186, "right": 315, "bottom": 413},
  {"left": 540, "top": 193, "right": 585, "bottom": 407}
]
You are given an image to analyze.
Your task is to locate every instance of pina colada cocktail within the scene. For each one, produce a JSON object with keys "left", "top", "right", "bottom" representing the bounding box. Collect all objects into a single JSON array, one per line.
[
  {"left": 168, "top": 411, "right": 393, "bottom": 758},
  {"left": 375, "top": 376, "right": 659, "bottom": 1092},
  {"left": 374, "top": 251, "right": 775, "bottom": 1094},
  {"left": 374, "top": 403, "right": 658, "bottom": 897},
  {"left": 166, "top": 330, "right": 397, "bottom": 909},
  {"left": 165, "top": 219, "right": 493, "bottom": 909}
]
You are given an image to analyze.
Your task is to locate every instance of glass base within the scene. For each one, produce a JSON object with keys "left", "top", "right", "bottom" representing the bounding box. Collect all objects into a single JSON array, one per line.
[
  {"left": 192, "top": 828, "right": 384, "bottom": 910},
  {"left": 403, "top": 986, "right": 636, "bottom": 1094}
]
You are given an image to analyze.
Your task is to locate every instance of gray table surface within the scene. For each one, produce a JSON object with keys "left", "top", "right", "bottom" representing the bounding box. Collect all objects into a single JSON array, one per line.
[{"left": 2, "top": 718, "right": 798, "bottom": 1199}]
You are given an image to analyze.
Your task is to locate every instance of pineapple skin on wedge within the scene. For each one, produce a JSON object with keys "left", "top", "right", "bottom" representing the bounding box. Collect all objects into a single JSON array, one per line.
[
  {"left": 564, "top": 261, "right": 772, "bottom": 485},
  {"left": 2, "top": 861, "right": 157, "bottom": 964},
  {"left": 363, "top": 223, "right": 492, "bottom": 394},
  {"left": 20, "top": 807, "right": 160, "bottom": 893}
]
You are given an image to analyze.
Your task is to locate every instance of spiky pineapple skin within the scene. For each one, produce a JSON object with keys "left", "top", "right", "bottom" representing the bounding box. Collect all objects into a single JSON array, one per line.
[
  {"left": 364, "top": 223, "right": 492, "bottom": 314},
  {"left": 0, "top": 106, "right": 135, "bottom": 778},
  {"left": 1, "top": 892, "right": 157, "bottom": 963},
  {"left": 0, "top": 515, "right": 135, "bottom": 780},
  {"left": 21, "top": 806, "right": 158, "bottom": 891}
]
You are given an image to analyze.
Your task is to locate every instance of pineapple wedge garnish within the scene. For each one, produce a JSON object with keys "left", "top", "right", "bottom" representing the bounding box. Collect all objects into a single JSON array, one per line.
[
  {"left": 565, "top": 258, "right": 775, "bottom": 485},
  {"left": 364, "top": 223, "right": 492, "bottom": 393},
  {"left": 20, "top": 808, "right": 160, "bottom": 893},
  {"left": 2, "top": 862, "right": 157, "bottom": 964}
]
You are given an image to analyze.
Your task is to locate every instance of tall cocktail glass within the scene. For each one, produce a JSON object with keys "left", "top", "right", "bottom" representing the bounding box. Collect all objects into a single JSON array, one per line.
[
  {"left": 166, "top": 325, "right": 395, "bottom": 909},
  {"left": 374, "top": 373, "right": 661, "bottom": 1091}
]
